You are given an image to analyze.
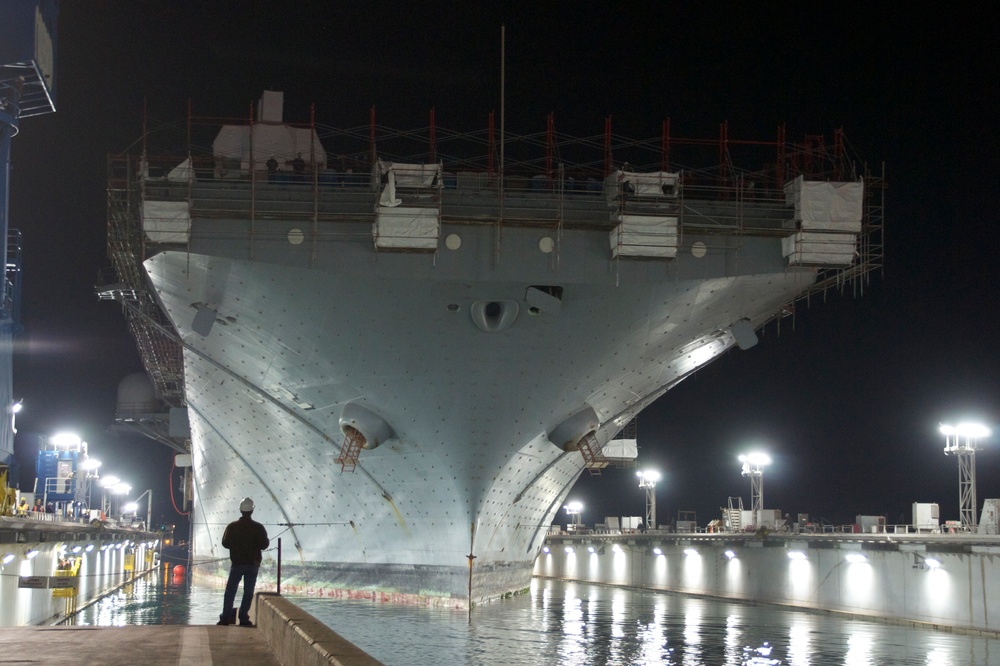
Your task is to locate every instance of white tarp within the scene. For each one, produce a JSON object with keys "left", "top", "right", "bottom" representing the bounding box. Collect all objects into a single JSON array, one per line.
[
  {"left": 166, "top": 158, "right": 192, "bottom": 183},
  {"left": 610, "top": 214, "right": 678, "bottom": 258},
  {"left": 602, "top": 438, "right": 638, "bottom": 459},
  {"left": 378, "top": 162, "right": 441, "bottom": 207},
  {"left": 784, "top": 176, "right": 864, "bottom": 231},
  {"left": 605, "top": 169, "right": 680, "bottom": 199},
  {"left": 142, "top": 200, "right": 190, "bottom": 244},
  {"left": 374, "top": 206, "right": 439, "bottom": 249},
  {"left": 782, "top": 230, "right": 856, "bottom": 266},
  {"left": 212, "top": 123, "right": 327, "bottom": 172},
  {"left": 378, "top": 161, "right": 440, "bottom": 187}
]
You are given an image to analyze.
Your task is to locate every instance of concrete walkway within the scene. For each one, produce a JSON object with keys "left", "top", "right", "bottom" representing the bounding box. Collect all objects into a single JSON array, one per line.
[{"left": 0, "top": 624, "right": 282, "bottom": 665}]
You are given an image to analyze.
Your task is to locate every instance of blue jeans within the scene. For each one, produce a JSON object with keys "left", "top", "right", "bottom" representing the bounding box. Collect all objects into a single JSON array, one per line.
[{"left": 221, "top": 563, "right": 259, "bottom": 624}]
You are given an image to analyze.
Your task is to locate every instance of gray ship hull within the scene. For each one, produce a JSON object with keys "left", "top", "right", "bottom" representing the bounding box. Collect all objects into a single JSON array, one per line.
[{"left": 145, "top": 220, "right": 816, "bottom": 606}]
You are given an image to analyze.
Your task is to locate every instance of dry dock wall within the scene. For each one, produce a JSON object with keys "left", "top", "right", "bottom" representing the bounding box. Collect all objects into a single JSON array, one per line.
[
  {"left": 256, "top": 593, "right": 382, "bottom": 666},
  {"left": 534, "top": 535, "right": 1000, "bottom": 634}
]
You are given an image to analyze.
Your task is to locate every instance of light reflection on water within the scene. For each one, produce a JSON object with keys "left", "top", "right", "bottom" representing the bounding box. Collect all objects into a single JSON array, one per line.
[
  {"left": 71, "top": 573, "right": 998, "bottom": 665},
  {"left": 294, "top": 580, "right": 998, "bottom": 666}
]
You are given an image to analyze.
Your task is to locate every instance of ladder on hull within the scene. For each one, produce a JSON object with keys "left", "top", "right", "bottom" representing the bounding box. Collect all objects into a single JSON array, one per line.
[
  {"left": 336, "top": 429, "right": 364, "bottom": 473},
  {"left": 578, "top": 432, "right": 609, "bottom": 475}
]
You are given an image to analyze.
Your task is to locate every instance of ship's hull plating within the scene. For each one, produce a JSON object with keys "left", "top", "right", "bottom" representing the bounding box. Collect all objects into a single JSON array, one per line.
[{"left": 147, "top": 221, "right": 815, "bottom": 606}]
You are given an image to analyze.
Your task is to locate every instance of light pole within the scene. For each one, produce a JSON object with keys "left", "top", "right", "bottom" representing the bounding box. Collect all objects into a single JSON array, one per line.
[
  {"left": 124, "top": 489, "right": 153, "bottom": 530},
  {"left": 563, "top": 501, "right": 583, "bottom": 531},
  {"left": 739, "top": 452, "right": 771, "bottom": 528},
  {"left": 941, "top": 422, "right": 991, "bottom": 532},
  {"left": 98, "top": 475, "right": 120, "bottom": 518},
  {"left": 636, "top": 469, "right": 661, "bottom": 531},
  {"left": 77, "top": 457, "right": 101, "bottom": 518}
]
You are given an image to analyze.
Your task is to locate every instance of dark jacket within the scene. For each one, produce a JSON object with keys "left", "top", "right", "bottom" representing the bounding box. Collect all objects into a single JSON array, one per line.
[{"left": 222, "top": 514, "right": 269, "bottom": 566}]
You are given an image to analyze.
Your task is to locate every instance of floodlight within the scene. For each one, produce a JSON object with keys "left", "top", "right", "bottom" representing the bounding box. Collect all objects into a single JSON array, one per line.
[
  {"left": 564, "top": 546, "right": 574, "bottom": 553},
  {"left": 123, "top": 502, "right": 139, "bottom": 513},
  {"left": 565, "top": 501, "right": 583, "bottom": 512},
  {"left": 739, "top": 452, "right": 771, "bottom": 466},
  {"left": 787, "top": 550, "right": 807, "bottom": 560},
  {"left": 587, "top": 546, "right": 596, "bottom": 554},
  {"left": 724, "top": 550, "right": 736, "bottom": 560},
  {"left": 845, "top": 553, "right": 867, "bottom": 564},
  {"left": 50, "top": 432, "right": 81, "bottom": 449},
  {"left": 925, "top": 558, "right": 941, "bottom": 569},
  {"left": 683, "top": 548, "right": 698, "bottom": 556},
  {"left": 653, "top": 547, "right": 663, "bottom": 556},
  {"left": 99, "top": 476, "right": 120, "bottom": 488},
  {"left": 79, "top": 458, "right": 102, "bottom": 472},
  {"left": 636, "top": 469, "right": 661, "bottom": 483},
  {"left": 26, "top": 549, "right": 39, "bottom": 559},
  {"left": 2, "top": 553, "right": 14, "bottom": 564},
  {"left": 542, "top": 546, "right": 550, "bottom": 554}
]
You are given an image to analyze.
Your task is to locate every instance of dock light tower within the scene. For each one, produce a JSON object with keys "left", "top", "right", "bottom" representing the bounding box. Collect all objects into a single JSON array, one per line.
[
  {"left": 739, "top": 452, "right": 771, "bottom": 528},
  {"left": 636, "top": 469, "right": 661, "bottom": 531},
  {"left": 941, "top": 422, "right": 991, "bottom": 532},
  {"left": 563, "top": 500, "right": 583, "bottom": 528}
]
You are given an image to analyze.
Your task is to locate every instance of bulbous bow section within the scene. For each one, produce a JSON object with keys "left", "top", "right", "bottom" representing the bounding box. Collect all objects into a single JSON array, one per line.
[
  {"left": 339, "top": 403, "right": 395, "bottom": 450},
  {"left": 548, "top": 405, "right": 600, "bottom": 452}
]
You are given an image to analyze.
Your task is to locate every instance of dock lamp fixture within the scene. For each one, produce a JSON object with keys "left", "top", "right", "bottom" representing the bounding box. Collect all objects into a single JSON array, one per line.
[
  {"left": 739, "top": 452, "right": 771, "bottom": 528},
  {"left": 123, "top": 489, "right": 153, "bottom": 529},
  {"left": 563, "top": 501, "right": 584, "bottom": 527},
  {"left": 636, "top": 469, "right": 661, "bottom": 531},
  {"left": 941, "top": 422, "right": 991, "bottom": 533}
]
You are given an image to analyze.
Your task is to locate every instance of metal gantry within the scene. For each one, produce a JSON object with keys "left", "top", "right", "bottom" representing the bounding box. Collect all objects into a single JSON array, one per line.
[{"left": 941, "top": 423, "right": 991, "bottom": 532}]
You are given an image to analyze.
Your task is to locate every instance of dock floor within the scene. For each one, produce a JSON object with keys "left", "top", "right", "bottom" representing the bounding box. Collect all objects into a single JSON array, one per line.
[{"left": 0, "top": 624, "right": 281, "bottom": 665}]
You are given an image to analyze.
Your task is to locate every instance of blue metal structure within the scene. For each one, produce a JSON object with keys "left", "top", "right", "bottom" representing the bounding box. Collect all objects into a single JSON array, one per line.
[{"left": 0, "top": 1, "right": 57, "bottom": 467}]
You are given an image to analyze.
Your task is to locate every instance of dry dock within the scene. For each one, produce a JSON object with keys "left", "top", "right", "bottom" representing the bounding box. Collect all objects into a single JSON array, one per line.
[{"left": 536, "top": 531, "right": 1000, "bottom": 635}]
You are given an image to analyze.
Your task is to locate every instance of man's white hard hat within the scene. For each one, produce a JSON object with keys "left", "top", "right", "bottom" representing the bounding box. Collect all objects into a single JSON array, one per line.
[{"left": 240, "top": 497, "right": 255, "bottom": 513}]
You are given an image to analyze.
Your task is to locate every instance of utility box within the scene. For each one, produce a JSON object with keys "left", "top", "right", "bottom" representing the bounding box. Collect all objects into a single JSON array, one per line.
[
  {"left": 856, "top": 515, "right": 886, "bottom": 533},
  {"left": 621, "top": 516, "right": 642, "bottom": 531},
  {"left": 675, "top": 520, "right": 697, "bottom": 533},
  {"left": 912, "top": 502, "right": 939, "bottom": 532},
  {"left": 759, "top": 509, "right": 785, "bottom": 529}
]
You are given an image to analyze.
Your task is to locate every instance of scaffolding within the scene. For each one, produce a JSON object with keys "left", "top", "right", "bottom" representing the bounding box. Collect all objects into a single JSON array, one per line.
[{"left": 104, "top": 103, "right": 885, "bottom": 411}]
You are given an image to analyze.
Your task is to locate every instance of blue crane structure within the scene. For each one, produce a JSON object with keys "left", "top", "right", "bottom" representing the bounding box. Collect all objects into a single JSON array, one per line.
[{"left": 0, "top": 1, "right": 57, "bottom": 474}]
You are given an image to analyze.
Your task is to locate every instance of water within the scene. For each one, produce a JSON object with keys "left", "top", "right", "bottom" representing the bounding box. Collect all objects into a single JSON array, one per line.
[{"left": 70, "top": 572, "right": 1000, "bottom": 665}]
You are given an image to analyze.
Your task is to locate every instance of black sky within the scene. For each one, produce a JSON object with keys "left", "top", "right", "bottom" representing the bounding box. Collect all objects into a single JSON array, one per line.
[{"left": 7, "top": 2, "right": 1000, "bottom": 530}]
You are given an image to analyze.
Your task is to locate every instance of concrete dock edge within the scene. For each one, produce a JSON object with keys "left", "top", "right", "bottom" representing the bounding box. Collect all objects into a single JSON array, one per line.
[{"left": 256, "top": 592, "right": 383, "bottom": 666}]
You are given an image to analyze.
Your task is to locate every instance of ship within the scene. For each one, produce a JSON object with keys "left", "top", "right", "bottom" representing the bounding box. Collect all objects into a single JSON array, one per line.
[{"left": 104, "top": 91, "right": 883, "bottom": 607}]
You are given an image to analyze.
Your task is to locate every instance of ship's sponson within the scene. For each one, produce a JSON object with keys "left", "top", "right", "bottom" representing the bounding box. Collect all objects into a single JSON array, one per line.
[{"left": 129, "top": 129, "right": 865, "bottom": 604}]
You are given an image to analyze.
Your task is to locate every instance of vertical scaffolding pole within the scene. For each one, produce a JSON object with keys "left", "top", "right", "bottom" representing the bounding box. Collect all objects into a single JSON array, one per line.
[
  {"left": 603, "top": 116, "right": 612, "bottom": 176},
  {"left": 545, "top": 112, "right": 554, "bottom": 179},
  {"left": 429, "top": 107, "right": 436, "bottom": 165},
  {"left": 661, "top": 117, "right": 670, "bottom": 173},
  {"left": 0, "top": 80, "right": 21, "bottom": 322}
]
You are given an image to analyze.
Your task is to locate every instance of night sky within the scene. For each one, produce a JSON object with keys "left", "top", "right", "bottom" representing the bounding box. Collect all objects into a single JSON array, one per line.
[{"left": 7, "top": 3, "right": 1000, "bottom": 532}]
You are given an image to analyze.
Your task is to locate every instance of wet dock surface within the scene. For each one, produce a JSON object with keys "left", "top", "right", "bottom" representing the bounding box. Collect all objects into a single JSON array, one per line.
[{"left": 0, "top": 624, "right": 281, "bottom": 665}]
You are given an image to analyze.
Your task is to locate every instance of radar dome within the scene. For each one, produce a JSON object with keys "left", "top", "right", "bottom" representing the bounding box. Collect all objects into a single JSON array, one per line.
[{"left": 117, "top": 372, "right": 158, "bottom": 415}]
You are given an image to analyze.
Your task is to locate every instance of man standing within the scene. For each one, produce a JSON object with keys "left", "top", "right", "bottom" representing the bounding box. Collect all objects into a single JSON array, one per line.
[{"left": 217, "top": 497, "right": 269, "bottom": 627}]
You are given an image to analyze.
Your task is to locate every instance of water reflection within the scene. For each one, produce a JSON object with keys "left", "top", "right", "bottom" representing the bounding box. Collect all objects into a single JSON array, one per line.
[{"left": 69, "top": 574, "right": 998, "bottom": 666}]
